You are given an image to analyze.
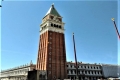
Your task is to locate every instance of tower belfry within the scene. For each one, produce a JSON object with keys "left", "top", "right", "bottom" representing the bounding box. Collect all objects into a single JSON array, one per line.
[{"left": 36, "top": 4, "right": 67, "bottom": 79}]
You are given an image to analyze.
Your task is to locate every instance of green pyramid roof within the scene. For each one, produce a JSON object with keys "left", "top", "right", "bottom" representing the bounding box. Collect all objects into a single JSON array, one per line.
[{"left": 45, "top": 4, "right": 61, "bottom": 17}]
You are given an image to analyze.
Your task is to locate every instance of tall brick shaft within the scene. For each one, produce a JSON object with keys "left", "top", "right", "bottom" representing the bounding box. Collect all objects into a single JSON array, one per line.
[{"left": 36, "top": 4, "right": 67, "bottom": 79}]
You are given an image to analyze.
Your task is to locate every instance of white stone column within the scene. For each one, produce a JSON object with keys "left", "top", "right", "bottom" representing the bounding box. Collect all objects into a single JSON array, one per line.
[
  {"left": 90, "top": 71, "right": 92, "bottom": 75},
  {"left": 96, "top": 71, "right": 98, "bottom": 75},
  {"left": 69, "top": 70, "right": 71, "bottom": 74},
  {"left": 87, "top": 71, "right": 89, "bottom": 75},
  {"left": 83, "top": 71, "right": 85, "bottom": 74},
  {"left": 99, "top": 71, "right": 101, "bottom": 75},
  {"left": 80, "top": 71, "right": 81, "bottom": 74},
  {"left": 47, "top": 22, "right": 50, "bottom": 26}
]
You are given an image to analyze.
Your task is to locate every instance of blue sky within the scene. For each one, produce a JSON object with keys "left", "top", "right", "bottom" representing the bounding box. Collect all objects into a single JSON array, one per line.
[
  {"left": 0, "top": 0, "right": 119, "bottom": 70},
  {"left": 118, "top": 0, "right": 120, "bottom": 66}
]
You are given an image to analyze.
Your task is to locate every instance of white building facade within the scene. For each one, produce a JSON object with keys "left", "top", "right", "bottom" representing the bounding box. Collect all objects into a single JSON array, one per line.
[
  {"left": 67, "top": 62, "right": 103, "bottom": 80},
  {"left": 101, "top": 64, "right": 120, "bottom": 78},
  {"left": 1, "top": 62, "right": 120, "bottom": 80},
  {"left": 0, "top": 63, "right": 36, "bottom": 80}
]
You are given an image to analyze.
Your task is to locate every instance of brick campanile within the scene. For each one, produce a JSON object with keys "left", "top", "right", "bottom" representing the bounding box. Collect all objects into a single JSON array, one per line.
[{"left": 36, "top": 4, "right": 67, "bottom": 79}]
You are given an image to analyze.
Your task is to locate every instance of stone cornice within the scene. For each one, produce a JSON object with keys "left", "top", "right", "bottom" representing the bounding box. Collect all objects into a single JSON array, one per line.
[{"left": 40, "top": 27, "right": 64, "bottom": 35}]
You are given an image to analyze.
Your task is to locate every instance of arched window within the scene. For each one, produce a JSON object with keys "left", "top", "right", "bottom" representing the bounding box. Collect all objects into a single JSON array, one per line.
[
  {"left": 56, "top": 25, "right": 58, "bottom": 28},
  {"left": 82, "top": 71, "right": 84, "bottom": 74},
  {"left": 54, "top": 24, "right": 56, "bottom": 27},
  {"left": 58, "top": 18, "right": 61, "bottom": 22},
  {"left": 92, "top": 71, "right": 93, "bottom": 74},
  {"left": 97, "top": 66, "right": 98, "bottom": 69},
  {"left": 71, "top": 70, "right": 73, "bottom": 74},
  {"left": 51, "top": 23, "right": 53, "bottom": 26},
  {"left": 67, "top": 65, "right": 68, "bottom": 67},
  {"left": 74, "top": 70, "right": 76, "bottom": 74},
  {"left": 67, "top": 70, "right": 69, "bottom": 74},
  {"left": 88, "top": 71, "right": 90, "bottom": 74},
  {"left": 59, "top": 25, "right": 61, "bottom": 28},
  {"left": 50, "top": 16, "right": 53, "bottom": 19},
  {"left": 39, "top": 74, "right": 42, "bottom": 78}
]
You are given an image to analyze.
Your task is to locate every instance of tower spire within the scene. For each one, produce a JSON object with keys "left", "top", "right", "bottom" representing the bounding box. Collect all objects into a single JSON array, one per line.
[{"left": 45, "top": 4, "right": 61, "bottom": 17}]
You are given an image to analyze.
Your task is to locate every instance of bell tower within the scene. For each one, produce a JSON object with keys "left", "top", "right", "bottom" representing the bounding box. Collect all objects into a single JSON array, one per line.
[{"left": 36, "top": 4, "right": 67, "bottom": 79}]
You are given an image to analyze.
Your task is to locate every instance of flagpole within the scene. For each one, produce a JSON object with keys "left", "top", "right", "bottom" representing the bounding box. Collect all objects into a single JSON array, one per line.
[
  {"left": 111, "top": 18, "right": 120, "bottom": 40},
  {"left": 73, "top": 33, "right": 79, "bottom": 80}
]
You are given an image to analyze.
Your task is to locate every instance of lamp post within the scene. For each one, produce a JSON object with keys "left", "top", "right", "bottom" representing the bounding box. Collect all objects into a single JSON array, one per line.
[{"left": 73, "top": 33, "right": 79, "bottom": 80}]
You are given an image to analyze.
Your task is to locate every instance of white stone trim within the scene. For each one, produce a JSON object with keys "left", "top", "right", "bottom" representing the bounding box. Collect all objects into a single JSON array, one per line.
[
  {"left": 41, "top": 20, "right": 64, "bottom": 27},
  {"left": 40, "top": 27, "right": 64, "bottom": 35}
]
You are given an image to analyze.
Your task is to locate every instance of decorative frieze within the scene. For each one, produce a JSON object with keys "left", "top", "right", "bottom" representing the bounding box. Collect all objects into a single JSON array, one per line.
[{"left": 40, "top": 27, "right": 64, "bottom": 35}]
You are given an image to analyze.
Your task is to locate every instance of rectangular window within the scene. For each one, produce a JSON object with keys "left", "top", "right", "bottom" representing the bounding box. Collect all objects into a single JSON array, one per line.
[
  {"left": 97, "top": 66, "right": 99, "bottom": 69},
  {"left": 67, "top": 70, "right": 69, "bottom": 74},
  {"left": 67, "top": 65, "right": 68, "bottom": 67},
  {"left": 59, "top": 25, "right": 61, "bottom": 28},
  {"left": 71, "top": 70, "right": 73, "bottom": 74}
]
